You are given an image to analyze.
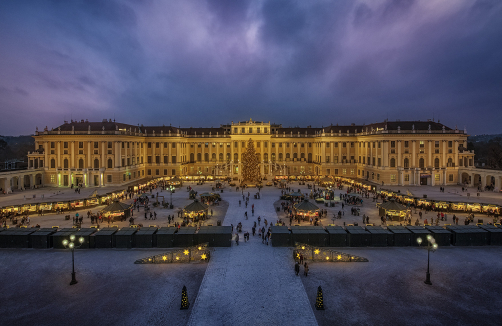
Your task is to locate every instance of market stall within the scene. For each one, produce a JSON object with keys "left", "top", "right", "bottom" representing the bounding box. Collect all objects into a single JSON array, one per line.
[
  {"left": 378, "top": 199, "right": 409, "bottom": 221},
  {"left": 182, "top": 199, "right": 209, "bottom": 224},
  {"left": 100, "top": 201, "right": 132, "bottom": 222},
  {"left": 294, "top": 199, "right": 320, "bottom": 221}
]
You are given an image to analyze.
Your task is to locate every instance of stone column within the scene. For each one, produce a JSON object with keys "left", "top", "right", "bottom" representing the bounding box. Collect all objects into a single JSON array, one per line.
[
  {"left": 428, "top": 140, "right": 432, "bottom": 167},
  {"left": 160, "top": 141, "right": 164, "bottom": 166},
  {"left": 454, "top": 141, "right": 459, "bottom": 168},
  {"left": 57, "top": 141, "right": 61, "bottom": 168},
  {"left": 397, "top": 140, "right": 402, "bottom": 167},
  {"left": 71, "top": 141, "right": 75, "bottom": 168},
  {"left": 442, "top": 140, "right": 447, "bottom": 167},
  {"left": 44, "top": 141, "right": 48, "bottom": 169},
  {"left": 87, "top": 141, "right": 92, "bottom": 168},
  {"left": 383, "top": 141, "right": 388, "bottom": 167},
  {"left": 412, "top": 141, "right": 416, "bottom": 168},
  {"left": 115, "top": 141, "right": 121, "bottom": 168},
  {"left": 338, "top": 142, "right": 342, "bottom": 164},
  {"left": 101, "top": 141, "right": 106, "bottom": 168}
]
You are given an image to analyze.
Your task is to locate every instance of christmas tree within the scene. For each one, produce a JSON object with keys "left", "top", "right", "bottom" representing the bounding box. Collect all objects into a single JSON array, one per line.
[
  {"left": 315, "top": 286, "right": 325, "bottom": 310},
  {"left": 180, "top": 285, "right": 190, "bottom": 310},
  {"left": 241, "top": 138, "right": 260, "bottom": 184}
]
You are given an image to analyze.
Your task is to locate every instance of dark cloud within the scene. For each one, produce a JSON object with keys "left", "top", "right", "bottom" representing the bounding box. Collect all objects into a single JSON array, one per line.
[{"left": 0, "top": 0, "right": 501, "bottom": 135}]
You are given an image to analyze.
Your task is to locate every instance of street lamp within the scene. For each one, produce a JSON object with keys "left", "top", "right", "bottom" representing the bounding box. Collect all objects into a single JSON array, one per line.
[
  {"left": 62, "top": 234, "right": 85, "bottom": 285},
  {"left": 168, "top": 185, "right": 175, "bottom": 207},
  {"left": 417, "top": 234, "right": 438, "bottom": 285}
]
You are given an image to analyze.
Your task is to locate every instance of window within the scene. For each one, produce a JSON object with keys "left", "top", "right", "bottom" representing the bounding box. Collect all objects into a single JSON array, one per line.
[
  {"left": 155, "top": 156, "right": 160, "bottom": 164},
  {"left": 378, "top": 158, "right": 381, "bottom": 167},
  {"left": 342, "top": 169, "right": 347, "bottom": 175},
  {"left": 148, "top": 142, "right": 152, "bottom": 148},
  {"left": 234, "top": 128, "right": 237, "bottom": 134},
  {"left": 405, "top": 174, "right": 410, "bottom": 182},
  {"left": 326, "top": 156, "right": 330, "bottom": 163},
  {"left": 94, "top": 142, "right": 98, "bottom": 149},
  {"left": 51, "top": 175, "right": 56, "bottom": 183},
  {"left": 164, "top": 142, "right": 167, "bottom": 148},
  {"left": 434, "top": 158, "right": 440, "bottom": 168},
  {"left": 63, "top": 142, "right": 68, "bottom": 149},
  {"left": 164, "top": 156, "right": 168, "bottom": 164},
  {"left": 350, "top": 169, "right": 355, "bottom": 175},
  {"left": 404, "top": 158, "right": 409, "bottom": 168},
  {"left": 156, "top": 169, "right": 160, "bottom": 175},
  {"left": 343, "top": 142, "right": 346, "bottom": 148},
  {"left": 107, "top": 175, "right": 112, "bottom": 183},
  {"left": 420, "top": 141, "right": 424, "bottom": 148},
  {"left": 391, "top": 141, "right": 395, "bottom": 148},
  {"left": 172, "top": 143, "right": 176, "bottom": 149},
  {"left": 390, "top": 158, "right": 395, "bottom": 167},
  {"left": 249, "top": 128, "right": 252, "bottom": 133},
  {"left": 147, "top": 156, "right": 152, "bottom": 164},
  {"left": 419, "top": 158, "right": 425, "bottom": 168},
  {"left": 63, "top": 159, "right": 68, "bottom": 169},
  {"left": 94, "top": 159, "right": 99, "bottom": 169},
  {"left": 241, "top": 128, "right": 245, "bottom": 133},
  {"left": 108, "top": 142, "right": 112, "bottom": 148},
  {"left": 448, "top": 141, "right": 452, "bottom": 147},
  {"left": 164, "top": 169, "right": 167, "bottom": 175},
  {"left": 391, "top": 175, "right": 396, "bottom": 182},
  {"left": 404, "top": 141, "right": 409, "bottom": 147},
  {"left": 435, "top": 141, "right": 439, "bottom": 148},
  {"left": 106, "top": 159, "right": 112, "bottom": 168},
  {"left": 435, "top": 174, "right": 440, "bottom": 182},
  {"left": 147, "top": 169, "right": 151, "bottom": 175},
  {"left": 172, "top": 156, "right": 176, "bottom": 163},
  {"left": 257, "top": 128, "right": 260, "bottom": 133},
  {"left": 78, "top": 142, "right": 83, "bottom": 148},
  {"left": 51, "top": 142, "right": 55, "bottom": 148},
  {"left": 449, "top": 174, "right": 453, "bottom": 182},
  {"left": 51, "top": 159, "right": 55, "bottom": 168},
  {"left": 234, "top": 153, "right": 238, "bottom": 162}
]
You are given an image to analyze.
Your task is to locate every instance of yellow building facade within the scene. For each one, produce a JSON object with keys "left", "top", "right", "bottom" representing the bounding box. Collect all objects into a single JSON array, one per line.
[{"left": 26, "top": 118, "right": 474, "bottom": 187}]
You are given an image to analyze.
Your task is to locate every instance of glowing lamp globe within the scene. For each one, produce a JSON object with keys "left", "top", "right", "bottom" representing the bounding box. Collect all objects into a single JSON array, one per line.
[
  {"left": 416, "top": 238, "right": 423, "bottom": 245},
  {"left": 69, "top": 243, "right": 74, "bottom": 249},
  {"left": 79, "top": 237, "right": 84, "bottom": 243},
  {"left": 433, "top": 243, "right": 438, "bottom": 250},
  {"left": 426, "top": 235, "right": 432, "bottom": 241},
  {"left": 62, "top": 239, "right": 68, "bottom": 246},
  {"left": 70, "top": 235, "right": 75, "bottom": 241}
]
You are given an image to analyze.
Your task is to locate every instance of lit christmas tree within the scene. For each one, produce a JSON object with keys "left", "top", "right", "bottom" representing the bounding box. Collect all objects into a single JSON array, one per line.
[
  {"left": 180, "top": 285, "right": 190, "bottom": 310},
  {"left": 315, "top": 286, "right": 325, "bottom": 310},
  {"left": 241, "top": 138, "right": 260, "bottom": 185}
]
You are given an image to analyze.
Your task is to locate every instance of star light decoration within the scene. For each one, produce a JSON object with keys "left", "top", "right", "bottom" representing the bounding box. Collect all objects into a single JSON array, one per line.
[
  {"left": 162, "top": 256, "right": 167, "bottom": 261},
  {"left": 337, "top": 254, "right": 342, "bottom": 260},
  {"left": 314, "top": 249, "right": 320, "bottom": 255},
  {"left": 184, "top": 250, "right": 189, "bottom": 256},
  {"left": 201, "top": 253, "right": 207, "bottom": 260}
]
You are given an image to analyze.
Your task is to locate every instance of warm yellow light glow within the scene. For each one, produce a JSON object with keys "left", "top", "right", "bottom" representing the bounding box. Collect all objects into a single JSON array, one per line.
[
  {"left": 201, "top": 254, "right": 207, "bottom": 260},
  {"left": 198, "top": 247, "right": 202, "bottom": 250},
  {"left": 337, "top": 255, "right": 342, "bottom": 260},
  {"left": 314, "top": 249, "right": 320, "bottom": 255},
  {"left": 301, "top": 246, "right": 305, "bottom": 250},
  {"left": 162, "top": 256, "right": 167, "bottom": 261},
  {"left": 176, "top": 256, "right": 180, "bottom": 260},
  {"left": 70, "top": 235, "right": 75, "bottom": 241},
  {"left": 62, "top": 239, "right": 68, "bottom": 246},
  {"left": 326, "top": 257, "right": 329, "bottom": 260},
  {"left": 184, "top": 250, "right": 189, "bottom": 255}
]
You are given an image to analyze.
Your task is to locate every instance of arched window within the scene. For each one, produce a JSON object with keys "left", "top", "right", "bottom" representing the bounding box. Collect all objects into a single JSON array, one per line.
[
  {"left": 256, "top": 153, "right": 261, "bottom": 161},
  {"left": 226, "top": 153, "right": 230, "bottom": 161},
  {"left": 234, "top": 153, "right": 238, "bottom": 162},
  {"left": 419, "top": 158, "right": 425, "bottom": 168},
  {"left": 404, "top": 158, "right": 409, "bottom": 168},
  {"left": 212, "top": 153, "right": 216, "bottom": 161},
  {"left": 264, "top": 153, "right": 268, "bottom": 161},
  {"left": 286, "top": 153, "right": 290, "bottom": 160},
  {"left": 278, "top": 153, "right": 283, "bottom": 161},
  {"left": 51, "top": 158, "right": 55, "bottom": 169},
  {"left": 293, "top": 153, "right": 298, "bottom": 160},
  {"left": 190, "top": 153, "right": 194, "bottom": 162},
  {"left": 301, "top": 153, "right": 305, "bottom": 159},
  {"left": 434, "top": 158, "right": 440, "bottom": 169},
  {"left": 107, "top": 158, "right": 113, "bottom": 168},
  {"left": 308, "top": 153, "right": 312, "bottom": 162},
  {"left": 94, "top": 158, "right": 99, "bottom": 169},
  {"left": 63, "top": 159, "right": 68, "bottom": 169},
  {"left": 204, "top": 153, "right": 209, "bottom": 162},
  {"left": 219, "top": 153, "right": 223, "bottom": 162},
  {"left": 271, "top": 153, "right": 276, "bottom": 161},
  {"left": 390, "top": 158, "right": 395, "bottom": 168},
  {"left": 447, "top": 158, "right": 453, "bottom": 167},
  {"left": 196, "top": 153, "right": 200, "bottom": 162},
  {"left": 79, "top": 159, "right": 84, "bottom": 169}
]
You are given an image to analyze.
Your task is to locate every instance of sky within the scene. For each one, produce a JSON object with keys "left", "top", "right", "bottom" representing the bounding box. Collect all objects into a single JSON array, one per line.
[{"left": 0, "top": 0, "right": 501, "bottom": 136}]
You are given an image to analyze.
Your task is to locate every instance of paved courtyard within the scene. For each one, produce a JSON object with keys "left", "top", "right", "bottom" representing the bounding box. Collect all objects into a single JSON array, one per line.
[{"left": 1, "top": 182, "right": 502, "bottom": 325}]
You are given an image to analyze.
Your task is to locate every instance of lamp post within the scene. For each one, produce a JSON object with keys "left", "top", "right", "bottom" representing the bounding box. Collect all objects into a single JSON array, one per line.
[
  {"left": 62, "top": 234, "right": 85, "bottom": 285},
  {"left": 168, "top": 185, "right": 175, "bottom": 206},
  {"left": 417, "top": 234, "right": 438, "bottom": 285}
]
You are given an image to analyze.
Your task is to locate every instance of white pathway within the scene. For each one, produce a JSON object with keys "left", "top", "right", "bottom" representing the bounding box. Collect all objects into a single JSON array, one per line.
[{"left": 188, "top": 188, "right": 317, "bottom": 326}]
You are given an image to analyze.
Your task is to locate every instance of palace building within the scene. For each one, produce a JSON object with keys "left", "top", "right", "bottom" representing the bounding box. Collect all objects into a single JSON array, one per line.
[{"left": 24, "top": 118, "right": 474, "bottom": 188}]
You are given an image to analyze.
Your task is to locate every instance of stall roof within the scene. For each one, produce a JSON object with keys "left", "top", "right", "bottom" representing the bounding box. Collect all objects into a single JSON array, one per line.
[
  {"left": 446, "top": 225, "right": 488, "bottom": 234},
  {"left": 156, "top": 227, "right": 178, "bottom": 235},
  {"left": 270, "top": 226, "right": 291, "bottom": 234},
  {"left": 94, "top": 227, "right": 118, "bottom": 236},
  {"left": 365, "top": 226, "right": 392, "bottom": 234},
  {"left": 294, "top": 200, "right": 319, "bottom": 212},
  {"left": 183, "top": 200, "right": 208, "bottom": 213},
  {"left": 177, "top": 227, "right": 197, "bottom": 234},
  {"left": 405, "top": 226, "right": 431, "bottom": 234},
  {"left": 74, "top": 228, "right": 97, "bottom": 236},
  {"left": 345, "top": 226, "right": 370, "bottom": 234},
  {"left": 101, "top": 201, "right": 131, "bottom": 212},
  {"left": 115, "top": 228, "right": 137, "bottom": 236},
  {"left": 379, "top": 199, "right": 408, "bottom": 212},
  {"left": 425, "top": 226, "right": 452, "bottom": 234},
  {"left": 325, "top": 226, "right": 348, "bottom": 234},
  {"left": 198, "top": 226, "right": 232, "bottom": 234},
  {"left": 387, "top": 226, "right": 412, "bottom": 234}
]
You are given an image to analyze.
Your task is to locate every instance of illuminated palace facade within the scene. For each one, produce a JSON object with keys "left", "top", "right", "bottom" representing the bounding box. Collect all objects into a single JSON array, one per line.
[{"left": 26, "top": 118, "right": 474, "bottom": 187}]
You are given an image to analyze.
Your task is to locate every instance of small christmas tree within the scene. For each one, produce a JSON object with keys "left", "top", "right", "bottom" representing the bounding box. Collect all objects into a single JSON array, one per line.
[
  {"left": 241, "top": 138, "right": 260, "bottom": 185},
  {"left": 315, "top": 286, "right": 324, "bottom": 310},
  {"left": 180, "top": 285, "right": 190, "bottom": 310}
]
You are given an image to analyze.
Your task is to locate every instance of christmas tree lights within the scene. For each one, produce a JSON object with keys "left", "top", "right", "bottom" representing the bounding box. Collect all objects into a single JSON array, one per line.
[
  {"left": 180, "top": 285, "right": 190, "bottom": 310},
  {"left": 241, "top": 138, "right": 260, "bottom": 185},
  {"left": 315, "top": 286, "right": 324, "bottom": 310}
]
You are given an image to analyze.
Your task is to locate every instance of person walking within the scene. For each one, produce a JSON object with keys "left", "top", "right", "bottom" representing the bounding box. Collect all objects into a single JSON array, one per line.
[
  {"left": 304, "top": 262, "right": 309, "bottom": 277},
  {"left": 235, "top": 233, "right": 239, "bottom": 246},
  {"left": 299, "top": 253, "right": 304, "bottom": 265},
  {"left": 295, "top": 262, "right": 300, "bottom": 276}
]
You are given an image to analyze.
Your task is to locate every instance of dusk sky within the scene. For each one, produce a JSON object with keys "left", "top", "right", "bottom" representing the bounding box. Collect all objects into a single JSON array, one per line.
[{"left": 1, "top": 0, "right": 501, "bottom": 136}]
